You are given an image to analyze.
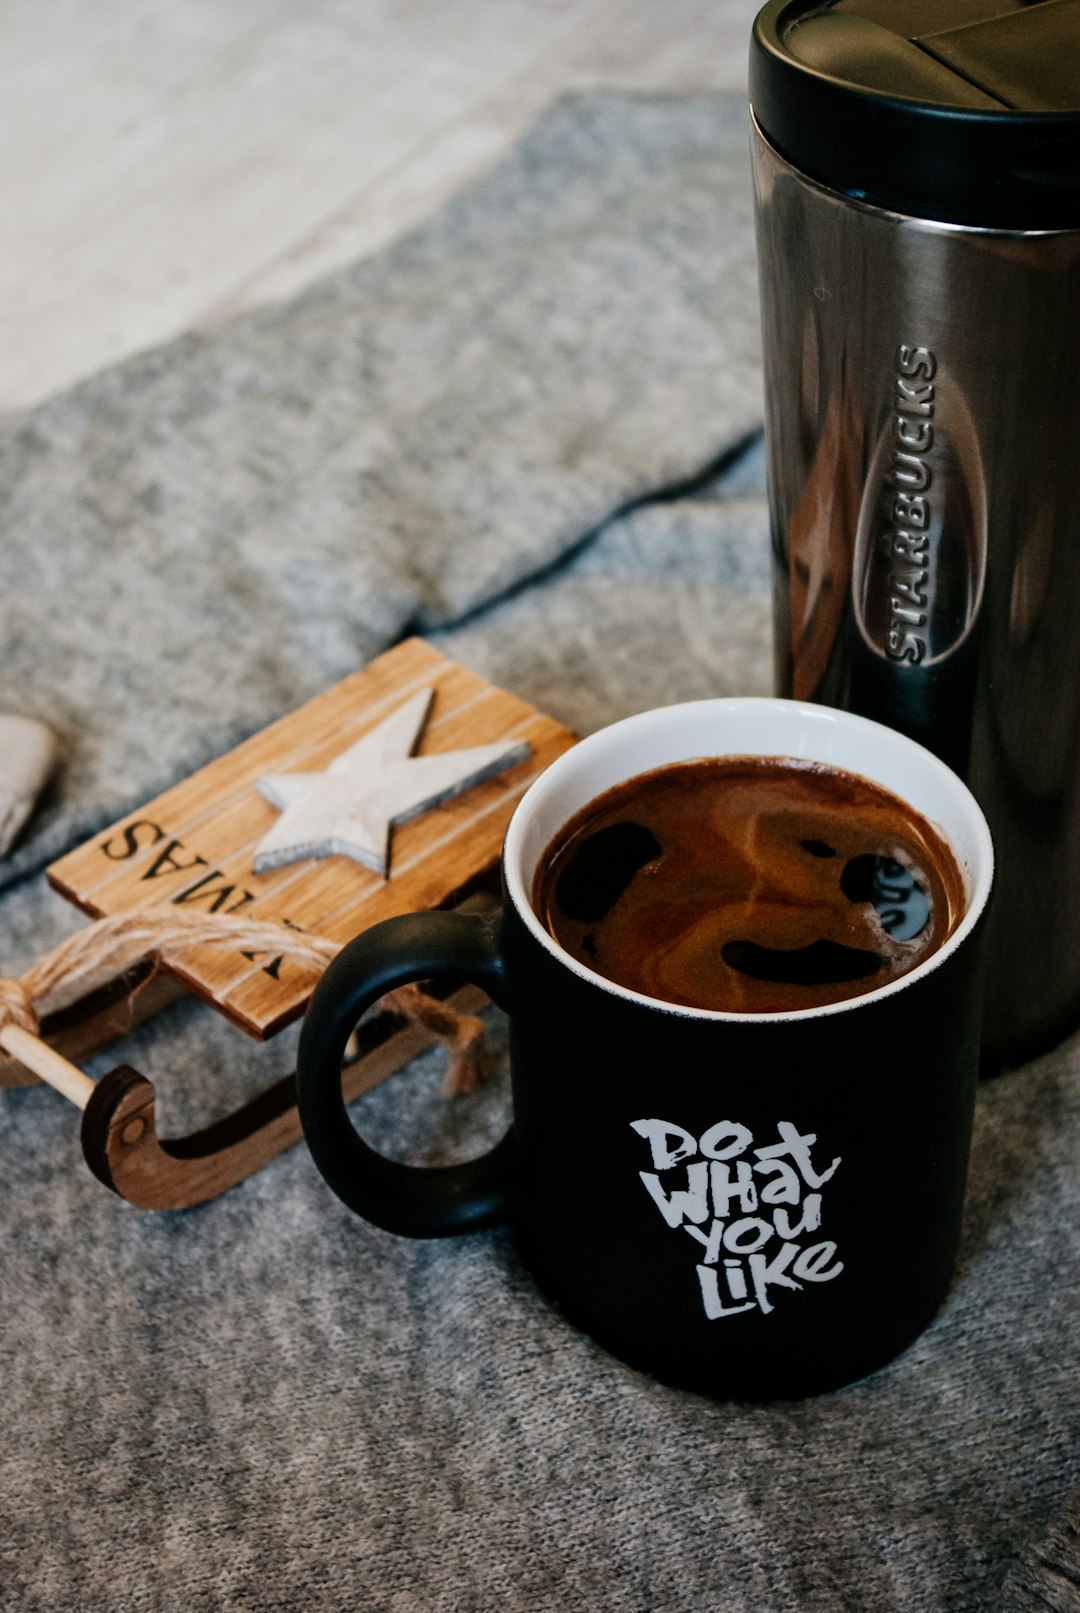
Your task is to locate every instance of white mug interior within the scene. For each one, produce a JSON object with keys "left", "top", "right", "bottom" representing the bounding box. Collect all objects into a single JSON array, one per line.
[{"left": 503, "top": 697, "right": 994, "bottom": 1022}]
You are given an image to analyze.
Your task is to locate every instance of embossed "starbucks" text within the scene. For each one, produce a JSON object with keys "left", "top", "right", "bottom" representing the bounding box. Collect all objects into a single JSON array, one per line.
[{"left": 884, "top": 344, "right": 937, "bottom": 664}]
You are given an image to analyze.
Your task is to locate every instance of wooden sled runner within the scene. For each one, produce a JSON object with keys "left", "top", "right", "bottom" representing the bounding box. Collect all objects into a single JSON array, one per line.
[{"left": 0, "top": 640, "right": 575, "bottom": 1210}]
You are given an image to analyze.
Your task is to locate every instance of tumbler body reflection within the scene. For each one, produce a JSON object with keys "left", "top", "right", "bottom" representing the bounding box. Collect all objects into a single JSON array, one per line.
[{"left": 750, "top": 0, "right": 1080, "bottom": 1062}]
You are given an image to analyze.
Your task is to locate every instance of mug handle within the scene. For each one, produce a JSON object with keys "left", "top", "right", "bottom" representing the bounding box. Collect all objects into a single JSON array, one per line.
[{"left": 296, "top": 910, "right": 515, "bottom": 1237}]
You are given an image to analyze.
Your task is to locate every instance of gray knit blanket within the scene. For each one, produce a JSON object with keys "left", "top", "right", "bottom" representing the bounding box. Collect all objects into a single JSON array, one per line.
[{"left": 0, "top": 93, "right": 1076, "bottom": 1613}]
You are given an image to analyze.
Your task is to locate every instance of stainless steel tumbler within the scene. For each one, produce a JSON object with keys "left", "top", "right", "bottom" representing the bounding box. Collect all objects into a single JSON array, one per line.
[{"left": 750, "top": 0, "right": 1080, "bottom": 1064}]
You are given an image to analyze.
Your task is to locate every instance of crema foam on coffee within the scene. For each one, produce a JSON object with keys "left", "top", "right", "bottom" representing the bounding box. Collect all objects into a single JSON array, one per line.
[{"left": 534, "top": 756, "right": 965, "bottom": 1014}]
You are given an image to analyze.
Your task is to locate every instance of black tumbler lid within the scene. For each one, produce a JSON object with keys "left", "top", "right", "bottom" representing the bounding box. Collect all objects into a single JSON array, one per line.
[{"left": 750, "top": 0, "right": 1080, "bottom": 227}]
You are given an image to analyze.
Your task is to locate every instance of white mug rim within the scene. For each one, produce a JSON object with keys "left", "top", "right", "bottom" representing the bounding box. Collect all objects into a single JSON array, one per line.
[{"left": 503, "top": 697, "right": 994, "bottom": 1023}]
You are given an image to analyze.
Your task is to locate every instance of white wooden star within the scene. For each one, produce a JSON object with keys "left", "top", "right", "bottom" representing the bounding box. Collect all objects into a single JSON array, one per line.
[{"left": 252, "top": 687, "right": 530, "bottom": 877}]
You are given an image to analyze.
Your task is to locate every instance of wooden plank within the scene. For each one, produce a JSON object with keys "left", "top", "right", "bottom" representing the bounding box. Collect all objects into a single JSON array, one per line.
[
  {"left": 49, "top": 636, "right": 446, "bottom": 903},
  {"left": 48, "top": 639, "right": 576, "bottom": 1039},
  {"left": 153, "top": 691, "right": 543, "bottom": 1004},
  {"left": 64, "top": 657, "right": 488, "bottom": 912},
  {"left": 219, "top": 713, "right": 570, "bottom": 1035},
  {"left": 130, "top": 704, "right": 544, "bottom": 1031}
]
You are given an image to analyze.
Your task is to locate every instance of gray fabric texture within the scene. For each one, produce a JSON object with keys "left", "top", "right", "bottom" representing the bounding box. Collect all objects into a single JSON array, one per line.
[
  {"left": 0, "top": 88, "right": 760, "bottom": 892},
  {"left": 998, "top": 1495, "right": 1080, "bottom": 1613},
  {"left": 0, "top": 91, "right": 1078, "bottom": 1613}
]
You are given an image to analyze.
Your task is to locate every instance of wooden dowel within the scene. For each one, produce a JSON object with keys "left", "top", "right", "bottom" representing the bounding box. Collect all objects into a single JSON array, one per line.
[{"left": 0, "top": 1026, "right": 96, "bottom": 1110}]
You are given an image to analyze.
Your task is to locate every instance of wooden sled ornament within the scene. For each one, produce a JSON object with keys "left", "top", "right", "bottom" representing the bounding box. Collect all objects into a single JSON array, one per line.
[{"left": 0, "top": 639, "right": 575, "bottom": 1210}]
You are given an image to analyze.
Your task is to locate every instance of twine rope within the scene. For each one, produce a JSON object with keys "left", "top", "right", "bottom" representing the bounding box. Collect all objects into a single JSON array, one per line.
[{"left": 0, "top": 909, "right": 492, "bottom": 1097}]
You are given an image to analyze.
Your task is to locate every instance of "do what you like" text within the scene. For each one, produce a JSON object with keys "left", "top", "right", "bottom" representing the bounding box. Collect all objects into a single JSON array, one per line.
[{"left": 630, "top": 1118, "right": 844, "bottom": 1320}]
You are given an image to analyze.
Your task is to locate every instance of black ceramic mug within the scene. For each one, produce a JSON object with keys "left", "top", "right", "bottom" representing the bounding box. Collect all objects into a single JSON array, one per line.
[{"left": 297, "top": 699, "right": 993, "bottom": 1399}]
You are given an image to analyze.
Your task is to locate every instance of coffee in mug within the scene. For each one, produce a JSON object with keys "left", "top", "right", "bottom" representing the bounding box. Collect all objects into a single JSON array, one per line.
[{"left": 535, "top": 757, "right": 965, "bottom": 1014}]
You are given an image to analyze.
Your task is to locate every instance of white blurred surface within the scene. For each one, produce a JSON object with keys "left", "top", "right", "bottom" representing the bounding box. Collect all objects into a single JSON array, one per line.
[{"left": 0, "top": 0, "right": 757, "bottom": 411}]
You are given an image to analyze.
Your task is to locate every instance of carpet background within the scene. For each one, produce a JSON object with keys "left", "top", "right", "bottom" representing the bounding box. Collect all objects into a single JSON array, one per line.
[{"left": 0, "top": 92, "right": 1077, "bottom": 1612}]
